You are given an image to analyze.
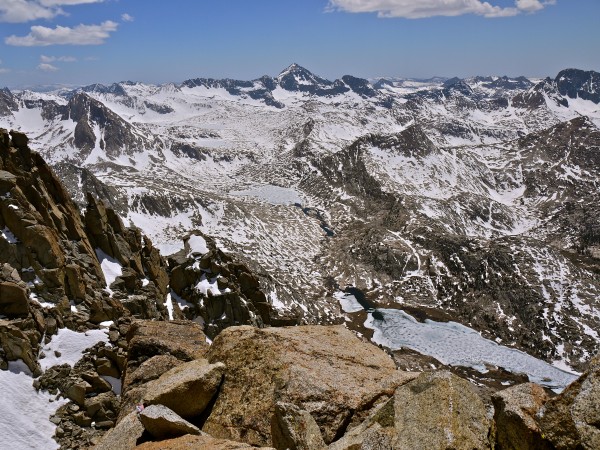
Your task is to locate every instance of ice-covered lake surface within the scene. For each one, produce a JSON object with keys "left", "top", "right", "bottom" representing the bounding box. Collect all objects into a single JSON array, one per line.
[
  {"left": 230, "top": 185, "right": 302, "bottom": 206},
  {"left": 365, "top": 308, "right": 579, "bottom": 390}
]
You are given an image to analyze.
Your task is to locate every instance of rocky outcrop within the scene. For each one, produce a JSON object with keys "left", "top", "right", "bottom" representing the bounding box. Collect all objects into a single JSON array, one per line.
[
  {"left": 538, "top": 356, "right": 600, "bottom": 449},
  {"left": 85, "top": 193, "right": 169, "bottom": 318},
  {"left": 0, "top": 128, "right": 170, "bottom": 373},
  {"left": 168, "top": 232, "right": 292, "bottom": 338},
  {"left": 203, "top": 325, "right": 417, "bottom": 447}
]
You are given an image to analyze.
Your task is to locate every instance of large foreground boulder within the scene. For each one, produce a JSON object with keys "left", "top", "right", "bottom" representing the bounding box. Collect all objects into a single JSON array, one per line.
[
  {"left": 330, "top": 371, "right": 493, "bottom": 450},
  {"left": 492, "top": 383, "right": 552, "bottom": 450},
  {"left": 203, "top": 325, "right": 417, "bottom": 447},
  {"left": 538, "top": 356, "right": 600, "bottom": 449}
]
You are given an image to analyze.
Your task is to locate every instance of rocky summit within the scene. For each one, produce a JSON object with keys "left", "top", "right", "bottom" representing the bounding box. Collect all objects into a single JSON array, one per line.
[{"left": 0, "top": 64, "right": 600, "bottom": 450}]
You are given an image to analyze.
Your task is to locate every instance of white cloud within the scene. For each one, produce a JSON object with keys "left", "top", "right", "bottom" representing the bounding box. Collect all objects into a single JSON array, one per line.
[
  {"left": 0, "top": 0, "right": 104, "bottom": 23},
  {"left": 39, "top": 0, "right": 103, "bottom": 5},
  {"left": 40, "top": 54, "right": 76, "bottom": 62},
  {"left": 5, "top": 20, "right": 118, "bottom": 46},
  {"left": 0, "top": 68, "right": 9, "bottom": 73},
  {"left": 37, "top": 62, "right": 58, "bottom": 72},
  {"left": 326, "top": 0, "right": 556, "bottom": 18},
  {"left": 121, "top": 13, "right": 134, "bottom": 22}
]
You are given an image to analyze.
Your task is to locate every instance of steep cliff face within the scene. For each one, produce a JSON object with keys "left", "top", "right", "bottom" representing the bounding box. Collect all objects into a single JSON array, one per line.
[{"left": 0, "top": 129, "right": 169, "bottom": 374}]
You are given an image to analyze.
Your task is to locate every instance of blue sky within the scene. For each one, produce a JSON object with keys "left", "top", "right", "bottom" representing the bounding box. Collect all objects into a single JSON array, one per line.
[{"left": 0, "top": 0, "right": 598, "bottom": 88}]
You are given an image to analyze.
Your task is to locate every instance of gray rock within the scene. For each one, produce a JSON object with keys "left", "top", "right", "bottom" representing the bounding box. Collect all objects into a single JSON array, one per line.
[
  {"left": 92, "top": 411, "right": 145, "bottom": 450},
  {"left": 331, "top": 371, "right": 492, "bottom": 450},
  {"left": 139, "top": 404, "right": 201, "bottom": 440},
  {"left": 271, "top": 402, "right": 326, "bottom": 450},
  {"left": 539, "top": 356, "right": 600, "bottom": 449},
  {"left": 492, "top": 383, "right": 552, "bottom": 450}
]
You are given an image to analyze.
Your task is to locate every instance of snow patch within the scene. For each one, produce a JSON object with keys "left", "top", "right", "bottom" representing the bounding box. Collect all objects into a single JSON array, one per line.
[
  {"left": 333, "top": 291, "right": 364, "bottom": 313},
  {"left": 39, "top": 328, "right": 110, "bottom": 372},
  {"left": 95, "top": 249, "right": 122, "bottom": 297},
  {"left": 187, "top": 234, "right": 208, "bottom": 257},
  {"left": 0, "top": 361, "right": 68, "bottom": 450}
]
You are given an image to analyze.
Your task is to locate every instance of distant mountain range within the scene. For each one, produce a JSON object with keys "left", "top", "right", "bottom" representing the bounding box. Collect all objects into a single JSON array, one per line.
[{"left": 1, "top": 64, "right": 600, "bottom": 374}]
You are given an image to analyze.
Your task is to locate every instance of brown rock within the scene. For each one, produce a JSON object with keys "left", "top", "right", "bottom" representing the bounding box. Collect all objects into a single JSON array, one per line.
[
  {"left": 203, "top": 325, "right": 416, "bottom": 447},
  {"left": 539, "top": 356, "right": 600, "bottom": 449},
  {"left": 123, "top": 354, "right": 181, "bottom": 393},
  {"left": 0, "top": 281, "right": 29, "bottom": 317},
  {"left": 492, "top": 383, "right": 552, "bottom": 450},
  {"left": 0, "top": 320, "right": 40, "bottom": 375},
  {"left": 134, "top": 434, "right": 276, "bottom": 450},
  {"left": 9, "top": 130, "right": 28, "bottom": 149},
  {"left": 143, "top": 359, "right": 225, "bottom": 418},
  {"left": 65, "top": 380, "right": 91, "bottom": 405},
  {"left": 126, "top": 320, "right": 209, "bottom": 374}
]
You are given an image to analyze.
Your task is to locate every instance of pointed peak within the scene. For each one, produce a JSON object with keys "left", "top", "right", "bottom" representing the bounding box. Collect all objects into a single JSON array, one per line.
[{"left": 276, "top": 63, "right": 319, "bottom": 80}]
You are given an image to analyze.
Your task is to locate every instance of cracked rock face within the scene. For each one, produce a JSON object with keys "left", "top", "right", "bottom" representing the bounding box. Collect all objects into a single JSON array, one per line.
[{"left": 203, "top": 324, "right": 417, "bottom": 447}]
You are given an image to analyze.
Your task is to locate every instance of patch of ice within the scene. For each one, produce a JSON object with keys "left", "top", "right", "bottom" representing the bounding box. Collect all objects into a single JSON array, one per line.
[
  {"left": 270, "top": 290, "right": 285, "bottom": 310},
  {"left": 230, "top": 185, "right": 302, "bottom": 206},
  {"left": 333, "top": 291, "right": 364, "bottom": 313},
  {"left": 365, "top": 309, "right": 579, "bottom": 390},
  {"left": 195, "top": 274, "right": 221, "bottom": 296},
  {"left": 39, "top": 328, "right": 109, "bottom": 372}
]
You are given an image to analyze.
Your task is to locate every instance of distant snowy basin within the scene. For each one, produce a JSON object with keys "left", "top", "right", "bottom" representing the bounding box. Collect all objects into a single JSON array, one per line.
[
  {"left": 365, "top": 309, "right": 579, "bottom": 390},
  {"left": 230, "top": 185, "right": 302, "bottom": 206}
]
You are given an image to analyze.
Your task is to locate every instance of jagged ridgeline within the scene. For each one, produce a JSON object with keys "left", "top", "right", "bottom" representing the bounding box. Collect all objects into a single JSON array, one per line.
[
  {"left": 2, "top": 65, "right": 600, "bottom": 450},
  {"left": 0, "top": 129, "right": 284, "bottom": 377}
]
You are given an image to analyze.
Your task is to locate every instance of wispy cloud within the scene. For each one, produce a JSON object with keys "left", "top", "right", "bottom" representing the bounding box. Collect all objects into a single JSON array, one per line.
[
  {"left": 37, "top": 62, "right": 59, "bottom": 72},
  {"left": 121, "top": 13, "right": 134, "bottom": 22},
  {"left": 0, "top": 0, "right": 105, "bottom": 23},
  {"left": 40, "top": 54, "right": 76, "bottom": 62},
  {"left": 5, "top": 20, "right": 118, "bottom": 46},
  {"left": 326, "top": 0, "right": 556, "bottom": 19}
]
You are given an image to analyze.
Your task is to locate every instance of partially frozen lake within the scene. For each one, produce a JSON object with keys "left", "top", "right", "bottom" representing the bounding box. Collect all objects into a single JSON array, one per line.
[
  {"left": 230, "top": 185, "right": 302, "bottom": 206},
  {"left": 365, "top": 308, "right": 579, "bottom": 390}
]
